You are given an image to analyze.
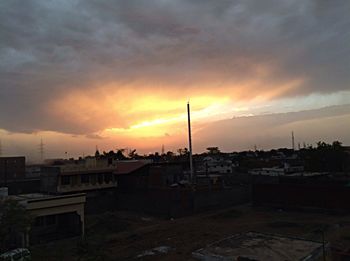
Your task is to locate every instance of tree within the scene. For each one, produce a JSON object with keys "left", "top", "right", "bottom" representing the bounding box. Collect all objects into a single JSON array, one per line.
[
  {"left": 115, "top": 149, "right": 127, "bottom": 160},
  {"left": 302, "top": 141, "right": 347, "bottom": 172},
  {"left": 206, "top": 147, "right": 220, "bottom": 154},
  {"left": 128, "top": 149, "right": 138, "bottom": 159},
  {"left": 0, "top": 199, "right": 32, "bottom": 252},
  {"left": 165, "top": 151, "right": 175, "bottom": 161}
]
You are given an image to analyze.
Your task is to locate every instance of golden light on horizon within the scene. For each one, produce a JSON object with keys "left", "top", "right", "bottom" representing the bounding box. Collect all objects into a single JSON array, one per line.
[
  {"left": 47, "top": 77, "right": 305, "bottom": 148},
  {"left": 51, "top": 85, "right": 236, "bottom": 137}
]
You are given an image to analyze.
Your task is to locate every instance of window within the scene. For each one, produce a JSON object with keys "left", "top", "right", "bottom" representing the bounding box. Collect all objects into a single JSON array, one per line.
[
  {"left": 71, "top": 175, "right": 78, "bottom": 186},
  {"left": 34, "top": 216, "right": 45, "bottom": 227},
  {"left": 98, "top": 174, "right": 103, "bottom": 184},
  {"left": 104, "top": 173, "right": 112, "bottom": 183},
  {"left": 46, "top": 215, "right": 56, "bottom": 226},
  {"left": 61, "top": 176, "right": 71, "bottom": 185},
  {"left": 81, "top": 175, "right": 90, "bottom": 184}
]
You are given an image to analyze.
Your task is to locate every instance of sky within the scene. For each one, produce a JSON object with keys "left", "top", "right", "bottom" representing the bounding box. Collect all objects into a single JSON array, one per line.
[{"left": 0, "top": 0, "right": 350, "bottom": 162}]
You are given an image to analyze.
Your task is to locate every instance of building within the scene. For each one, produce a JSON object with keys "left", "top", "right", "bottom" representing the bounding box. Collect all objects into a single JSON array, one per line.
[
  {"left": 6, "top": 193, "right": 86, "bottom": 246},
  {"left": 202, "top": 156, "right": 235, "bottom": 174},
  {"left": 249, "top": 163, "right": 305, "bottom": 177},
  {"left": 249, "top": 167, "right": 285, "bottom": 176},
  {"left": 0, "top": 157, "right": 25, "bottom": 184},
  {"left": 40, "top": 159, "right": 153, "bottom": 194},
  {"left": 193, "top": 232, "right": 329, "bottom": 261},
  {"left": 41, "top": 166, "right": 117, "bottom": 194},
  {"left": 116, "top": 162, "right": 183, "bottom": 191},
  {"left": 0, "top": 157, "right": 40, "bottom": 195},
  {"left": 116, "top": 162, "right": 250, "bottom": 217},
  {"left": 39, "top": 160, "right": 152, "bottom": 213}
]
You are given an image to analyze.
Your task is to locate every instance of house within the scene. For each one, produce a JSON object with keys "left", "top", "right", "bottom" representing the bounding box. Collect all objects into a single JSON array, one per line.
[
  {"left": 249, "top": 167, "right": 285, "bottom": 176},
  {"left": 202, "top": 156, "right": 235, "bottom": 174},
  {"left": 39, "top": 160, "right": 152, "bottom": 213},
  {"left": 6, "top": 192, "right": 86, "bottom": 246},
  {"left": 40, "top": 159, "right": 154, "bottom": 194},
  {"left": 40, "top": 165, "right": 118, "bottom": 194}
]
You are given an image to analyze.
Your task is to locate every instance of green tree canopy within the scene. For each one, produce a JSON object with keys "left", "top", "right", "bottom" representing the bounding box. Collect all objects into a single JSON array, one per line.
[{"left": 0, "top": 199, "right": 32, "bottom": 252}]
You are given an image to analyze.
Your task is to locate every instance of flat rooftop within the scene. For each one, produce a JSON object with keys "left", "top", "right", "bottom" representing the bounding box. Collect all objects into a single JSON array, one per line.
[
  {"left": 193, "top": 231, "right": 325, "bottom": 261},
  {"left": 8, "top": 193, "right": 85, "bottom": 202},
  {"left": 8, "top": 193, "right": 54, "bottom": 201}
]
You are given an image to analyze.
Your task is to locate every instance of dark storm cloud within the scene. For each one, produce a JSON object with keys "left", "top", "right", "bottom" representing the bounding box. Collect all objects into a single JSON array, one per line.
[{"left": 0, "top": 0, "right": 349, "bottom": 134}]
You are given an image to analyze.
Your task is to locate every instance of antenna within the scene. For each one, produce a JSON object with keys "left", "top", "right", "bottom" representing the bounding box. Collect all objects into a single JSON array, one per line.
[
  {"left": 292, "top": 131, "right": 295, "bottom": 151},
  {"left": 187, "top": 102, "right": 194, "bottom": 184},
  {"left": 39, "top": 138, "right": 45, "bottom": 162}
]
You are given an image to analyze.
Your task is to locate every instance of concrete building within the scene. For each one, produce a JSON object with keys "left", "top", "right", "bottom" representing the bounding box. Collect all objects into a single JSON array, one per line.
[
  {"left": 40, "top": 166, "right": 118, "bottom": 194},
  {"left": 249, "top": 167, "right": 285, "bottom": 176},
  {"left": 202, "top": 156, "right": 235, "bottom": 174},
  {"left": 0, "top": 157, "right": 40, "bottom": 195},
  {"left": 0, "top": 157, "right": 25, "bottom": 184},
  {"left": 7, "top": 193, "right": 86, "bottom": 246},
  {"left": 40, "top": 159, "right": 152, "bottom": 194}
]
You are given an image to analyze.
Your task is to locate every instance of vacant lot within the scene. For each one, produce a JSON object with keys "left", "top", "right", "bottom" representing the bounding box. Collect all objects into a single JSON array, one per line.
[{"left": 31, "top": 205, "right": 350, "bottom": 260}]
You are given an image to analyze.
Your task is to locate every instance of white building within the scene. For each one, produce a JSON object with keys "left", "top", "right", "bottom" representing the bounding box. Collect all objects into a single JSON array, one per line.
[{"left": 203, "top": 156, "right": 235, "bottom": 174}]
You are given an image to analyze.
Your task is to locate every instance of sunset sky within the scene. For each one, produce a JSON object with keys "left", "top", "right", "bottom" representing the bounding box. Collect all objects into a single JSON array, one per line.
[{"left": 1, "top": 0, "right": 350, "bottom": 162}]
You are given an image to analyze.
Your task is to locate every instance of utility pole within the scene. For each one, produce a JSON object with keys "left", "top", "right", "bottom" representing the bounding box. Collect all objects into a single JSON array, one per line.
[
  {"left": 187, "top": 102, "right": 194, "bottom": 184},
  {"left": 292, "top": 131, "right": 295, "bottom": 151},
  {"left": 0, "top": 139, "right": 2, "bottom": 156}
]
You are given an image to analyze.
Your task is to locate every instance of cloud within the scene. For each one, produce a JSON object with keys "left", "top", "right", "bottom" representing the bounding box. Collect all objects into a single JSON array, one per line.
[
  {"left": 85, "top": 134, "right": 106, "bottom": 140},
  {"left": 196, "top": 104, "right": 350, "bottom": 151},
  {"left": 0, "top": 0, "right": 349, "bottom": 135}
]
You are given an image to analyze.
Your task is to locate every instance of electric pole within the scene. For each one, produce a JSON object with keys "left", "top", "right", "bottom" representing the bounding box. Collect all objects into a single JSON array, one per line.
[{"left": 187, "top": 102, "right": 194, "bottom": 184}]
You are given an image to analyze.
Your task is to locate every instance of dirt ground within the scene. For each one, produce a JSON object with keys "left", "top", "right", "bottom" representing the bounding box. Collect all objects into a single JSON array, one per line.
[{"left": 31, "top": 205, "right": 350, "bottom": 260}]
